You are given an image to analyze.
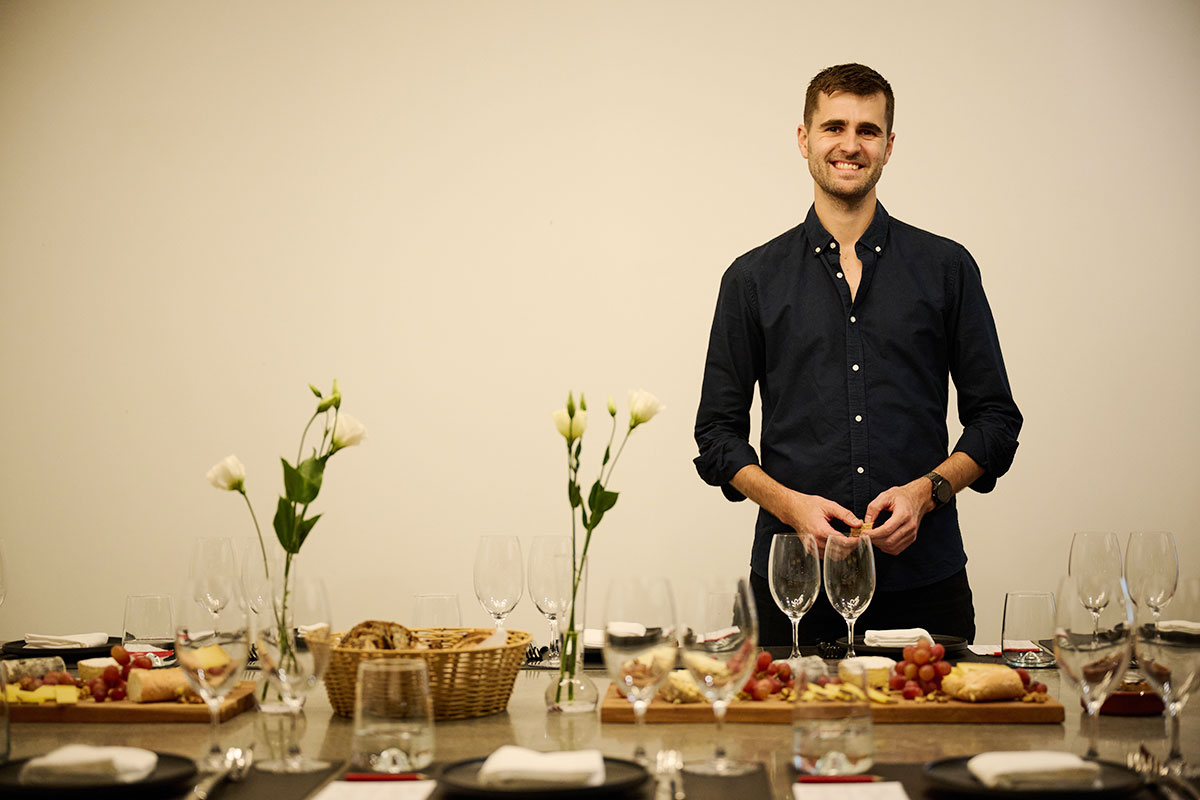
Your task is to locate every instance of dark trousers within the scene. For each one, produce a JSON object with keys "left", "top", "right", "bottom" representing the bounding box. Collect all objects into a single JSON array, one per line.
[{"left": 750, "top": 566, "right": 976, "bottom": 647}]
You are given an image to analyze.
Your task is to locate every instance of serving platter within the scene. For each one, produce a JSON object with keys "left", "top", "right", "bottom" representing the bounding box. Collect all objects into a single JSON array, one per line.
[
  {"left": 8, "top": 680, "right": 256, "bottom": 723},
  {"left": 2, "top": 637, "right": 123, "bottom": 665},
  {"left": 598, "top": 684, "right": 1065, "bottom": 724},
  {"left": 0, "top": 752, "right": 198, "bottom": 798}
]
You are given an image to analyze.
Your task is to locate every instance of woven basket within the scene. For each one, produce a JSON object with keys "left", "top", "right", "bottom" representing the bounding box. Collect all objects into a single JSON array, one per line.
[{"left": 323, "top": 627, "right": 531, "bottom": 720}]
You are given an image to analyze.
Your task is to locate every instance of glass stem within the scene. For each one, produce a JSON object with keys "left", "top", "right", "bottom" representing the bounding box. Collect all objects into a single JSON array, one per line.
[
  {"left": 286, "top": 707, "right": 302, "bottom": 769},
  {"left": 846, "top": 619, "right": 856, "bottom": 657},
  {"left": 790, "top": 617, "right": 801, "bottom": 661},
  {"left": 1166, "top": 704, "right": 1183, "bottom": 767},
  {"left": 633, "top": 699, "right": 648, "bottom": 765},
  {"left": 1085, "top": 707, "right": 1100, "bottom": 759},
  {"left": 207, "top": 698, "right": 222, "bottom": 761},
  {"left": 713, "top": 699, "right": 729, "bottom": 765}
]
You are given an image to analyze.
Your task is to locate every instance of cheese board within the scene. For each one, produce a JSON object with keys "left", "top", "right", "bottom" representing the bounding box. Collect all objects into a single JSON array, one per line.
[
  {"left": 599, "top": 684, "right": 1065, "bottom": 724},
  {"left": 8, "top": 680, "right": 257, "bottom": 723}
]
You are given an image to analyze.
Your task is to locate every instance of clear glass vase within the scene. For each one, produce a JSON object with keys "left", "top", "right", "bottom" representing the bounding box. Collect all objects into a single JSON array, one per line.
[{"left": 545, "top": 561, "right": 598, "bottom": 712}]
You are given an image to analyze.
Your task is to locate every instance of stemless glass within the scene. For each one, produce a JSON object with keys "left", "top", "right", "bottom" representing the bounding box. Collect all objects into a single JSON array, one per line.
[
  {"left": 824, "top": 534, "right": 875, "bottom": 658},
  {"left": 254, "top": 568, "right": 333, "bottom": 773},
  {"left": 1068, "top": 531, "right": 1123, "bottom": 638},
  {"left": 1136, "top": 576, "right": 1200, "bottom": 775},
  {"left": 603, "top": 576, "right": 678, "bottom": 766},
  {"left": 177, "top": 575, "right": 251, "bottom": 771},
  {"left": 1125, "top": 531, "right": 1179, "bottom": 625},
  {"left": 473, "top": 536, "right": 524, "bottom": 629},
  {"left": 528, "top": 536, "right": 572, "bottom": 666},
  {"left": 681, "top": 579, "right": 759, "bottom": 776},
  {"left": 189, "top": 537, "right": 240, "bottom": 616},
  {"left": 1054, "top": 574, "right": 1133, "bottom": 760},
  {"left": 769, "top": 532, "right": 820, "bottom": 662}
]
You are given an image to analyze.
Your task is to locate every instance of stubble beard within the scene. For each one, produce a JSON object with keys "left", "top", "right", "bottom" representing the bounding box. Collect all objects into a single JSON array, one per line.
[{"left": 811, "top": 158, "right": 885, "bottom": 207}]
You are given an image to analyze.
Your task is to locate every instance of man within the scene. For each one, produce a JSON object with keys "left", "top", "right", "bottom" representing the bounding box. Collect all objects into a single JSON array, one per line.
[{"left": 693, "top": 63, "right": 1021, "bottom": 645}]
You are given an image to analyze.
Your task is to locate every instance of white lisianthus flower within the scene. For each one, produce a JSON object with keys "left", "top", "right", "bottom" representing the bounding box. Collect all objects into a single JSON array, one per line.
[
  {"left": 206, "top": 455, "right": 246, "bottom": 492},
  {"left": 628, "top": 389, "right": 665, "bottom": 429},
  {"left": 331, "top": 413, "right": 367, "bottom": 450},
  {"left": 552, "top": 408, "right": 587, "bottom": 441}
]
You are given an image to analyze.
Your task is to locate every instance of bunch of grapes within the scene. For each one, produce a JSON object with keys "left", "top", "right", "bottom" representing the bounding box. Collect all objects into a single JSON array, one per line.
[
  {"left": 888, "top": 638, "right": 952, "bottom": 699},
  {"left": 89, "top": 644, "right": 153, "bottom": 702},
  {"left": 740, "top": 651, "right": 797, "bottom": 701}
]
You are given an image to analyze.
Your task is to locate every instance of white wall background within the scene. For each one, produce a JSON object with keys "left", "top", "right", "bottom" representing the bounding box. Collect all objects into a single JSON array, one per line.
[{"left": 1, "top": 0, "right": 1197, "bottom": 647}]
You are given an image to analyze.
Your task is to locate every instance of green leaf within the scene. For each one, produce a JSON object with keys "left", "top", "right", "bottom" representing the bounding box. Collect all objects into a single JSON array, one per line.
[
  {"left": 602, "top": 444, "right": 611, "bottom": 466},
  {"left": 586, "top": 482, "right": 619, "bottom": 531},
  {"left": 273, "top": 496, "right": 298, "bottom": 553},
  {"left": 297, "top": 513, "right": 322, "bottom": 549},
  {"left": 568, "top": 481, "right": 582, "bottom": 509},
  {"left": 282, "top": 456, "right": 325, "bottom": 504}
]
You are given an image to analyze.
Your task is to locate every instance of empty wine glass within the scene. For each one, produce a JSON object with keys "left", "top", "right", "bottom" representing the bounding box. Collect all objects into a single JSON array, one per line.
[
  {"left": 1125, "top": 531, "right": 1178, "bottom": 625},
  {"left": 769, "top": 533, "right": 820, "bottom": 662},
  {"left": 177, "top": 574, "right": 251, "bottom": 771},
  {"left": 473, "top": 535, "right": 523, "bottom": 629},
  {"left": 254, "top": 566, "right": 333, "bottom": 773},
  {"left": 189, "top": 537, "right": 240, "bottom": 617},
  {"left": 528, "top": 536, "right": 572, "bottom": 666},
  {"left": 1068, "top": 531, "right": 1123, "bottom": 638},
  {"left": 603, "top": 576, "right": 678, "bottom": 766},
  {"left": 1054, "top": 574, "right": 1133, "bottom": 760},
  {"left": 824, "top": 533, "right": 875, "bottom": 658},
  {"left": 1135, "top": 576, "right": 1200, "bottom": 775},
  {"left": 681, "top": 578, "right": 759, "bottom": 776}
]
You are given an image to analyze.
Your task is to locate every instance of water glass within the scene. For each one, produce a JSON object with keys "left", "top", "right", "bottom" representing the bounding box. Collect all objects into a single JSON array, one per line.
[
  {"left": 793, "top": 662, "right": 874, "bottom": 775},
  {"left": 1001, "top": 591, "right": 1056, "bottom": 668},
  {"left": 352, "top": 660, "right": 435, "bottom": 773},
  {"left": 123, "top": 594, "right": 175, "bottom": 665},
  {"left": 413, "top": 594, "right": 461, "bottom": 628}
]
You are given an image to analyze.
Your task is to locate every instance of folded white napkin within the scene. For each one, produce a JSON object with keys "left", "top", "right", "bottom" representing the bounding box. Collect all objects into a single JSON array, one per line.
[
  {"left": 604, "top": 622, "right": 648, "bottom": 638},
  {"left": 477, "top": 745, "right": 605, "bottom": 786},
  {"left": 967, "top": 751, "right": 1099, "bottom": 789},
  {"left": 863, "top": 628, "right": 931, "bottom": 647},
  {"left": 1158, "top": 620, "right": 1200, "bottom": 635},
  {"left": 19, "top": 745, "right": 158, "bottom": 785},
  {"left": 23, "top": 632, "right": 110, "bottom": 649},
  {"left": 583, "top": 628, "right": 604, "bottom": 649}
]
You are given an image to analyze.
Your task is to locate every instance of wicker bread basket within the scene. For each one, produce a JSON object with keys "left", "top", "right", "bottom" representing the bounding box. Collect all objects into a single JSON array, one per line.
[{"left": 324, "top": 627, "right": 531, "bottom": 720}]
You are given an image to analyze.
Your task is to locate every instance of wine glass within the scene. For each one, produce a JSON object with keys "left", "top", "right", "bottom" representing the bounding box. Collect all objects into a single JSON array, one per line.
[
  {"left": 680, "top": 578, "right": 759, "bottom": 776},
  {"left": 1054, "top": 574, "right": 1133, "bottom": 760},
  {"left": 189, "top": 537, "right": 240, "bottom": 617},
  {"left": 0, "top": 538, "right": 7, "bottom": 612},
  {"left": 603, "top": 576, "right": 678, "bottom": 766},
  {"left": 1125, "top": 531, "right": 1178, "bottom": 625},
  {"left": 768, "top": 533, "right": 821, "bottom": 662},
  {"left": 254, "top": 566, "right": 333, "bottom": 773},
  {"left": 473, "top": 536, "right": 523, "bottom": 629},
  {"left": 528, "top": 536, "right": 572, "bottom": 666},
  {"left": 823, "top": 534, "right": 875, "bottom": 657},
  {"left": 1135, "top": 576, "right": 1200, "bottom": 775},
  {"left": 177, "top": 574, "right": 251, "bottom": 771},
  {"left": 1068, "top": 531, "right": 1123, "bottom": 638}
]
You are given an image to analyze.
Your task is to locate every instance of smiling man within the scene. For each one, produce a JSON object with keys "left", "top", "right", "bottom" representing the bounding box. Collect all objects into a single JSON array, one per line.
[{"left": 694, "top": 64, "right": 1022, "bottom": 646}]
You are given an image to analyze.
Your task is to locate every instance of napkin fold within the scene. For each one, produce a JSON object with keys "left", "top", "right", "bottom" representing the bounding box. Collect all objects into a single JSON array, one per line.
[
  {"left": 477, "top": 745, "right": 605, "bottom": 786},
  {"left": 19, "top": 745, "right": 158, "bottom": 785},
  {"left": 967, "top": 751, "right": 1099, "bottom": 789},
  {"left": 1158, "top": 619, "right": 1200, "bottom": 635},
  {"left": 23, "top": 632, "right": 110, "bottom": 649},
  {"left": 863, "top": 628, "right": 931, "bottom": 648}
]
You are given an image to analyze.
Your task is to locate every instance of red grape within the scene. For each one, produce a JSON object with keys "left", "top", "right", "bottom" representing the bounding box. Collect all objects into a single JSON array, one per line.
[
  {"left": 756, "top": 651, "right": 773, "bottom": 672},
  {"left": 102, "top": 665, "right": 120, "bottom": 684},
  {"left": 108, "top": 686, "right": 127, "bottom": 701},
  {"left": 120, "top": 663, "right": 132, "bottom": 680},
  {"left": 902, "top": 644, "right": 916, "bottom": 662},
  {"left": 930, "top": 643, "right": 945, "bottom": 661},
  {"left": 1016, "top": 668, "right": 1031, "bottom": 687},
  {"left": 1033, "top": 682, "right": 1047, "bottom": 694},
  {"left": 902, "top": 684, "right": 922, "bottom": 700},
  {"left": 111, "top": 645, "right": 132, "bottom": 666},
  {"left": 750, "top": 679, "right": 772, "bottom": 701},
  {"left": 918, "top": 664, "right": 936, "bottom": 682},
  {"left": 131, "top": 656, "right": 153, "bottom": 671},
  {"left": 903, "top": 663, "right": 918, "bottom": 680},
  {"left": 935, "top": 661, "right": 952, "bottom": 677},
  {"left": 815, "top": 675, "right": 830, "bottom": 687},
  {"left": 888, "top": 674, "right": 906, "bottom": 691},
  {"left": 912, "top": 648, "right": 931, "bottom": 666},
  {"left": 916, "top": 637, "right": 933, "bottom": 649},
  {"left": 776, "top": 663, "right": 791, "bottom": 681},
  {"left": 895, "top": 659, "right": 910, "bottom": 675}
]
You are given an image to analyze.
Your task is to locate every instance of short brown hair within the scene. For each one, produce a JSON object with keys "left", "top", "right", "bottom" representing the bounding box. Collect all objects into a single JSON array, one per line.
[{"left": 804, "top": 63, "right": 894, "bottom": 134}]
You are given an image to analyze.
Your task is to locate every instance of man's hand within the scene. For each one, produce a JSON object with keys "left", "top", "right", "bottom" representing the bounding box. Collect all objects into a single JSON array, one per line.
[
  {"left": 729, "top": 465, "right": 860, "bottom": 552},
  {"left": 864, "top": 478, "right": 933, "bottom": 555}
]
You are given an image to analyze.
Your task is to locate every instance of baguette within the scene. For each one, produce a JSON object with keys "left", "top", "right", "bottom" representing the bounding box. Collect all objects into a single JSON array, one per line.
[
  {"left": 941, "top": 663, "right": 1024, "bottom": 702},
  {"left": 126, "top": 668, "right": 188, "bottom": 703}
]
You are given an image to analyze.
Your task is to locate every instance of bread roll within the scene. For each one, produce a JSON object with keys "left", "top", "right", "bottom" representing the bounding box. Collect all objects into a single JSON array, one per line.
[
  {"left": 341, "top": 621, "right": 413, "bottom": 650},
  {"left": 126, "top": 668, "right": 188, "bottom": 703},
  {"left": 942, "top": 663, "right": 1024, "bottom": 702}
]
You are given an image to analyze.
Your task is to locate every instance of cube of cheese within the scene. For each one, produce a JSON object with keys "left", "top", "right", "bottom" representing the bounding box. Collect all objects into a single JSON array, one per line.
[{"left": 55, "top": 685, "right": 79, "bottom": 704}]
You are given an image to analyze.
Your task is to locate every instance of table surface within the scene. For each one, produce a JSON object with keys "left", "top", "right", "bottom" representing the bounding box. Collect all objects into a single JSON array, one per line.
[{"left": 6, "top": 660, "right": 1198, "bottom": 798}]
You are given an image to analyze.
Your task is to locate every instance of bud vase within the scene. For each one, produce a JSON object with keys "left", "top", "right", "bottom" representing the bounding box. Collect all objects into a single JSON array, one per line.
[{"left": 544, "top": 561, "right": 598, "bottom": 712}]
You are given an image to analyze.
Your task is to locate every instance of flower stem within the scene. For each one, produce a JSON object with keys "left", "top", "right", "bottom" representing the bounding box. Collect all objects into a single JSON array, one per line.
[
  {"left": 297, "top": 412, "right": 320, "bottom": 464},
  {"left": 239, "top": 490, "right": 269, "bottom": 580}
]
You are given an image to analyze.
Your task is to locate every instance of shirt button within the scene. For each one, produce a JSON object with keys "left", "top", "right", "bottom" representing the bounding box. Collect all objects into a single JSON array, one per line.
[
  {"left": 857, "top": 467, "right": 865, "bottom": 474},
  {"left": 855, "top": 415, "right": 863, "bottom": 422},
  {"left": 830, "top": 242, "right": 837, "bottom": 249},
  {"left": 837, "top": 272, "right": 843, "bottom": 279},
  {"left": 850, "top": 315, "right": 857, "bottom": 323},
  {"left": 815, "top": 247, "right": 821, "bottom": 253},
  {"left": 852, "top": 364, "right": 860, "bottom": 371},
  {"left": 874, "top": 246, "right": 882, "bottom": 253}
]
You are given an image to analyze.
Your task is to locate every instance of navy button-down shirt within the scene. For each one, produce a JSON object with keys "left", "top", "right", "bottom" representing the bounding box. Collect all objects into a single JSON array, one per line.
[{"left": 694, "top": 203, "right": 1022, "bottom": 591}]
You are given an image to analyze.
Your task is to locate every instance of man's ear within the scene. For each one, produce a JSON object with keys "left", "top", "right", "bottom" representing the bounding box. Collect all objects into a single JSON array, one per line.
[
  {"left": 797, "top": 125, "right": 809, "bottom": 159},
  {"left": 883, "top": 130, "right": 895, "bottom": 164}
]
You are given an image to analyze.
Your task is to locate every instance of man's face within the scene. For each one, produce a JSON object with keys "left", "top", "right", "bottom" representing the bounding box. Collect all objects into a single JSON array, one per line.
[{"left": 798, "top": 91, "right": 895, "bottom": 204}]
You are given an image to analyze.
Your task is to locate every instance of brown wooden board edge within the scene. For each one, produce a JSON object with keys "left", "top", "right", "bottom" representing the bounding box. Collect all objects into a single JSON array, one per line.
[
  {"left": 9, "top": 681, "right": 257, "bottom": 723},
  {"left": 599, "top": 685, "right": 1064, "bottom": 724}
]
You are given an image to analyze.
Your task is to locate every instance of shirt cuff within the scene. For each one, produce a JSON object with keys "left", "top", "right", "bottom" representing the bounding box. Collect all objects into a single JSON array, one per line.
[
  {"left": 952, "top": 428, "right": 1015, "bottom": 494},
  {"left": 693, "top": 440, "right": 759, "bottom": 502}
]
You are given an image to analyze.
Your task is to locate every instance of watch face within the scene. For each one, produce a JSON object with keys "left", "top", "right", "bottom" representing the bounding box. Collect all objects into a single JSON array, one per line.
[{"left": 934, "top": 478, "right": 953, "bottom": 504}]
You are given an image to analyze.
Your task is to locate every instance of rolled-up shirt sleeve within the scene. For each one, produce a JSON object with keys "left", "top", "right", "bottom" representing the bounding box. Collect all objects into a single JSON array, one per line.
[
  {"left": 694, "top": 262, "right": 764, "bottom": 501},
  {"left": 947, "top": 248, "right": 1022, "bottom": 493}
]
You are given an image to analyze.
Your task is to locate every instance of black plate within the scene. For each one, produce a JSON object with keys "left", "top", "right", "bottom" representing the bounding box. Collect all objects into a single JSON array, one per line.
[
  {"left": 1, "top": 637, "right": 121, "bottom": 664},
  {"left": 923, "top": 755, "right": 1143, "bottom": 797},
  {"left": 836, "top": 634, "right": 968, "bottom": 658},
  {"left": 438, "top": 755, "right": 649, "bottom": 798},
  {"left": 0, "top": 752, "right": 197, "bottom": 798}
]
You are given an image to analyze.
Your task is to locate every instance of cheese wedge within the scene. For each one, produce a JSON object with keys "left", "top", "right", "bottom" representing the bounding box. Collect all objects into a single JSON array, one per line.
[
  {"left": 838, "top": 656, "right": 896, "bottom": 689},
  {"left": 78, "top": 656, "right": 118, "bottom": 683}
]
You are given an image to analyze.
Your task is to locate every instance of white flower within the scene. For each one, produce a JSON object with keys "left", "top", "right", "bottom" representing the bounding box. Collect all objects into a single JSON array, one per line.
[
  {"left": 552, "top": 408, "right": 587, "bottom": 441},
  {"left": 332, "top": 413, "right": 367, "bottom": 450},
  {"left": 206, "top": 455, "right": 246, "bottom": 492},
  {"left": 628, "top": 389, "right": 665, "bottom": 428}
]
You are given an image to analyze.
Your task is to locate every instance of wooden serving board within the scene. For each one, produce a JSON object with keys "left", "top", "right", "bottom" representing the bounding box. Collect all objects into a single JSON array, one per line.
[
  {"left": 599, "top": 685, "right": 1064, "bottom": 724},
  {"left": 9, "top": 681, "right": 257, "bottom": 723}
]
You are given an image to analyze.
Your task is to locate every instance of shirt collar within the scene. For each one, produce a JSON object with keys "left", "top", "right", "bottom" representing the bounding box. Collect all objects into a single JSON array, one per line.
[{"left": 803, "top": 201, "right": 891, "bottom": 254}]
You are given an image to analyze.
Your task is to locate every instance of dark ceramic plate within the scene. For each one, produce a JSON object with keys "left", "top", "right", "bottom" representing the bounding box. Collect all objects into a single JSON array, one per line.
[
  {"left": 2, "top": 637, "right": 121, "bottom": 665},
  {"left": 923, "top": 756, "right": 1143, "bottom": 798},
  {"left": 836, "top": 634, "right": 968, "bottom": 658},
  {"left": 438, "top": 755, "right": 649, "bottom": 797},
  {"left": 0, "top": 752, "right": 197, "bottom": 798}
]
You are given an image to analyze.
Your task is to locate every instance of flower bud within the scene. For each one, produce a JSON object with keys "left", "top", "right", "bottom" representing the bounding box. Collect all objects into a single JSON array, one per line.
[
  {"left": 628, "top": 389, "right": 665, "bottom": 429},
  {"left": 206, "top": 455, "right": 246, "bottom": 492},
  {"left": 552, "top": 408, "right": 587, "bottom": 441}
]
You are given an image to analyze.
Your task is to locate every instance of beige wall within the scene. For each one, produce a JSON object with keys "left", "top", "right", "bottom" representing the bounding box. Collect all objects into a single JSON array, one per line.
[{"left": 1, "top": 0, "right": 1197, "bottom": 646}]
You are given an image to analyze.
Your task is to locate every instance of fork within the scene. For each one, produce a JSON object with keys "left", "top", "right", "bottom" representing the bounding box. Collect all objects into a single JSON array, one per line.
[
  {"left": 654, "top": 749, "right": 685, "bottom": 800},
  {"left": 191, "top": 746, "right": 255, "bottom": 799},
  {"left": 1128, "top": 746, "right": 1200, "bottom": 800}
]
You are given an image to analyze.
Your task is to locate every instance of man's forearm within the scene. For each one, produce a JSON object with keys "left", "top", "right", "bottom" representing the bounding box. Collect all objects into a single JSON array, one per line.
[
  {"left": 933, "top": 452, "right": 984, "bottom": 498},
  {"left": 730, "top": 464, "right": 796, "bottom": 529}
]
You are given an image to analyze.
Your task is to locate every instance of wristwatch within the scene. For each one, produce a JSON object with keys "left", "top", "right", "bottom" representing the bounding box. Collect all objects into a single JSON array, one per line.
[{"left": 925, "top": 471, "right": 954, "bottom": 508}]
